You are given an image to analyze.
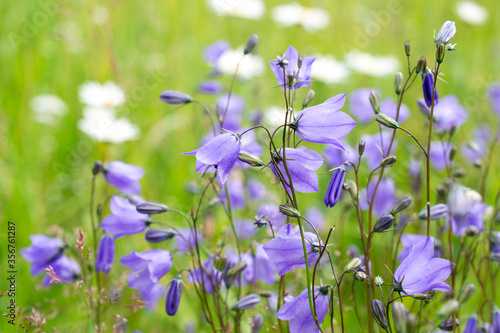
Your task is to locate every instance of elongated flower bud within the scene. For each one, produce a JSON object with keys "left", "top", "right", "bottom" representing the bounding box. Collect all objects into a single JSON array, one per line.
[
  {"left": 358, "top": 141, "right": 365, "bottom": 156},
  {"left": 344, "top": 257, "right": 361, "bottom": 271},
  {"left": 404, "top": 40, "right": 411, "bottom": 56},
  {"left": 370, "top": 90, "right": 381, "bottom": 114},
  {"left": 435, "top": 21, "right": 457, "bottom": 46},
  {"left": 392, "top": 302, "right": 408, "bottom": 333},
  {"left": 394, "top": 72, "right": 404, "bottom": 95},
  {"left": 407, "top": 313, "right": 418, "bottom": 333},
  {"left": 457, "top": 284, "right": 476, "bottom": 304},
  {"left": 95, "top": 234, "right": 115, "bottom": 274},
  {"left": 166, "top": 276, "right": 183, "bottom": 316},
  {"left": 302, "top": 89, "right": 315, "bottom": 108},
  {"left": 436, "top": 43, "right": 446, "bottom": 63},
  {"left": 375, "top": 113, "right": 399, "bottom": 129},
  {"left": 380, "top": 155, "right": 397, "bottom": 167},
  {"left": 145, "top": 229, "right": 175, "bottom": 243},
  {"left": 373, "top": 214, "right": 394, "bottom": 233},
  {"left": 232, "top": 294, "right": 260, "bottom": 310},
  {"left": 391, "top": 196, "right": 412, "bottom": 215},
  {"left": 92, "top": 161, "right": 103, "bottom": 176},
  {"left": 251, "top": 314, "right": 263, "bottom": 333},
  {"left": 418, "top": 204, "right": 448, "bottom": 220},
  {"left": 226, "top": 261, "right": 248, "bottom": 277},
  {"left": 136, "top": 202, "right": 169, "bottom": 214},
  {"left": 160, "top": 90, "right": 194, "bottom": 104},
  {"left": 244, "top": 34, "right": 258, "bottom": 54},
  {"left": 437, "top": 299, "right": 460, "bottom": 318},
  {"left": 238, "top": 151, "right": 265, "bottom": 167},
  {"left": 417, "top": 99, "right": 432, "bottom": 119},
  {"left": 324, "top": 168, "right": 345, "bottom": 208},
  {"left": 279, "top": 204, "right": 301, "bottom": 218},
  {"left": 354, "top": 271, "right": 369, "bottom": 282},
  {"left": 371, "top": 300, "right": 388, "bottom": 330},
  {"left": 416, "top": 57, "right": 426, "bottom": 74}
]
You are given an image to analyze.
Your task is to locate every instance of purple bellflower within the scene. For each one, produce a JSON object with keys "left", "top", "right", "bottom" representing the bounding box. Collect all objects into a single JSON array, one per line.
[
  {"left": 450, "top": 202, "right": 488, "bottom": 237},
  {"left": 95, "top": 234, "right": 115, "bottom": 274},
  {"left": 488, "top": 83, "right": 500, "bottom": 118},
  {"left": 463, "top": 315, "right": 478, "bottom": 333},
  {"left": 103, "top": 161, "right": 145, "bottom": 195},
  {"left": 234, "top": 219, "right": 256, "bottom": 239},
  {"left": 394, "top": 236, "right": 454, "bottom": 295},
  {"left": 174, "top": 228, "right": 203, "bottom": 253},
  {"left": 257, "top": 203, "right": 286, "bottom": 229},
  {"left": 276, "top": 287, "right": 330, "bottom": 333},
  {"left": 100, "top": 196, "right": 149, "bottom": 238},
  {"left": 198, "top": 80, "right": 223, "bottom": 94},
  {"left": 380, "top": 98, "right": 410, "bottom": 123},
  {"left": 120, "top": 250, "right": 172, "bottom": 309},
  {"left": 422, "top": 71, "right": 439, "bottom": 108},
  {"left": 491, "top": 232, "right": 500, "bottom": 262},
  {"left": 433, "top": 95, "right": 468, "bottom": 132},
  {"left": 166, "top": 276, "right": 182, "bottom": 316},
  {"left": 248, "top": 179, "right": 267, "bottom": 200},
  {"left": 361, "top": 131, "right": 397, "bottom": 170},
  {"left": 324, "top": 167, "right": 345, "bottom": 208},
  {"left": 359, "top": 177, "right": 397, "bottom": 218},
  {"left": 398, "top": 234, "right": 441, "bottom": 262},
  {"left": 254, "top": 243, "right": 277, "bottom": 285},
  {"left": 188, "top": 257, "right": 223, "bottom": 295},
  {"left": 204, "top": 40, "right": 230, "bottom": 67},
  {"left": 21, "top": 234, "right": 65, "bottom": 275},
  {"left": 349, "top": 88, "right": 378, "bottom": 124},
  {"left": 226, "top": 252, "right": 255, "bottom": 287},
  {"left": 324, "top": 140, "right": 357, "bottom": 168},
  {"left": 269, "top": 45, "right": 315, "bottom": 89},
  {"left": 220, "top": 177, "right": 246, "bottom": 209},
  {"left": 270, "top": 146, "right": 324, "bottom": 193},
  {"left": 304, "top": 207, "right": 326, "bottom": 232},
  {"left": 41, "top": 255, "right": 80, "bottom": 287},
  {"left": 216, "top": 93, "right": 245, "bottom": 132},
  {"left": 492, "top": 307, "right": 500, "bottom": 332},
  {"left": 461, "top": 125, "right": 491, "bottom": 163},
  {"left": 291, "top": 94, "right": 356, "bottom": 150},
  {"left": 429, "top": 141, "right": 453, "bottom": 170},
  {"left": 263, "top": 224, "right": 321, "bottom": 275}
]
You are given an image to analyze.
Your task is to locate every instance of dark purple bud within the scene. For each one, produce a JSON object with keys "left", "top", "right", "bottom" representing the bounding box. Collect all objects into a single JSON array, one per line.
[
  {"left": 244, "top": 34, "right": 258, "bottom": 55},
  {"left": 279, "top": 204, "right": 301, "bottom": 218},
  {"left": 160, "top": 90, "right": 194, "bottom": 104},
  {"left": 251, "top": 314, "right": 263, "bottom": 333},
  {"left": 422, "top": 72, "right": 439, "bottom": 108},
  {"left": 166, "top": 276, "right": 183, "bottom": 316},
  {"left": 232, "top": 294, "right": 260, "bottom": 310},
  {"left": 254, "top": 214, "right": 268, "bottom": 228},
  {"left": 324, "top": 168, "right": 345, "bottom": 208},
  {"left": 439, "top": 318, "right": 460, "bottom": 331},
  {"left": 136, "top": 202, "right": 169, "bottom": 214},
  {"left": 145, "top": 229, "right": 175, "bottom": 243},
  {"left": 418, "top": 204, "right": 448, "bottom": 220},
  {"left": 92, "top": 161, "right": 103, "bottom": 176},
  {"left": 95, "top": 235, "right": 114, "bottom": 274},
  {"left": 371, "top": 300, "right": 388, "bottom": 330},
  {"left": 390, "top": 197, "right": 412, "bottom": 215},
  {"left": 373, "top": 214, "right": 395, "bottom": 233}
]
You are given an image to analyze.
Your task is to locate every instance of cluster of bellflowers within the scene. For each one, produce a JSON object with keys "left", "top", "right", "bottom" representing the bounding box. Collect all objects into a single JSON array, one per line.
[{"left": 20, "top": 20, "right": 500, "bottom": 333}]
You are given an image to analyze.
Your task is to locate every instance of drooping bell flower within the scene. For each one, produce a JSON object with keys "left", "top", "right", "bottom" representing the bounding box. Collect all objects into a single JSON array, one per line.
[
  {"left": 269, "top": 45, "right": 315, "bottom": 89},
  {"left": 198, "top": 81, "right": 223, "bottom": 95},
  {"left": 263, "top": 224, "right": 321, "bottom": 275},
  {"left": 324, "top": 167, "right": 345, "bottom": 208},
  {"left": 270, "top": 146, "right": 324, "bottom": 193},
  {"left": 323, "top": 140, "right": 357, "bottom": 168},
  {"left": 95, "top": 234, "right": 115, "bottom": 274},
  {"left": 433, "top": 95, "right": 468, "bottom": 132},
  {"left": 450, "top": 202, "right": 488, "bottom": 237},
  {"left": 20, "top": 234, "right": 65, "bottom": 275},
  {"left": 434, "top": 21, "right": 457, "bottom": 47},
  {"left": 380, "top": 98, "right": 410, "bottom": 123},
  {"left": 461, "top": 125, "right": 491, "bottom": 164},
  {"left": 276, "top": 286, "right": 330, "bottom": 333},
  {"left": 100, "top": 196, "right": 149, "bottom": 238},
  {"left": 361, "top": 131, "right": 397, "bottom": 170},
  {"left": 203, "top": 40, "right": 230, "bottom": 67},
  {"left": 422, "top": 71, "right": 439, "bottom": 108},
  {"left": 349, "top": 88, "right": 378, "bottom": 124},
  {"left": 184, "top": 132, "right": 242, "bottom": 189},
  {"left": 304, "top": 207, "right": 325, "bottom": 231},
  {"left": 290, "top": 94, "right": 356, "bottom": 150},
  {"left": 174, "top": 228, "right": 202, "bottom": 253},
  {"left": 429, "top": 141, "right": 453, "bottom": 170},
  {"left": 397, "top": 234, "right": 441, "bottom": 262},
  {"left": 103, "top": 161, "right": 145, "bottom": 195},
  {"left": 41, "top": 255, "right": 80, "bottom": 287},
  {"left": 393, "top": 236, "right": 454, "bottom": 295},
  {"left": 462, "top": 314, "right": 478, "bottom": 333},
  {"left": 166, "top": 276, "right": 183, "bottom": 316},
  {"left": 225, "top": 252, "right": 255, "bottom": 287},
  {"left": 253, "top": 243, "right": 277, "bottom": 285},
  {"left": 216, "top": 93, "right": 245, "bottom": 131},
  {"left": 188, "top": 257, "right": 224, "bottom": 295},
  {"left": 359, "top": 177, "right": 397, "bottom": 218}
]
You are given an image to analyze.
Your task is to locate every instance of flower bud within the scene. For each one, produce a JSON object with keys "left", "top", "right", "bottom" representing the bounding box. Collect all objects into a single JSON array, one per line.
[
  {"left": 226, "top": 261, "right": 248, "bottom": 277},
  {"left": 346, "top": 180, "right": 358, "bottom": 203},
  {"left": 374, "top": 276, "right": 384, "bottom": 286},
  {"left": 392, "top": 302, "right": 408, "bottom": 333},
  {"left": 404, "top": 40, "right": 411, "bottom": 56},
  {"left": 390, "top": 196, "right": 412, "bottom": 215},
  {"left": 466, "top": 226, "right": 479, "bottom": 237},
  {"left": 457, "top": 284, "right": 476, "bottom": 304},
  {"left": 145, "top": 229, "right": 176, "bottom": 243},
  {"left": 412, "top": 293, "right": 434, "bottom": 301},
  {"left": 439, "top": 318, "right": 460, "bottom": 331},
  {"left": 435, "top": 21, "right": 457, "bottom": 46},
  {"left": 324, "top": 168, "right": 345, "bottom": 208},
  {"left": 166, "top": 276, "right": 183, "bottom": 316},
  {"left": 380, "top": 155, "right": 397, "bottom": 167},
  {"left": 358, "top": 141, "right": 365, "bottom": 156},
  {"left": 437, "top": 299, "right": 460, "bottom": 318},
  {"left": 244, "top": 34, "right": 258, "bottom": 54},
  {"left": 92, "top": 161, "right": 103, "bottom": 176},
  {"left": 417, "top": 99, "right": 432, "bottom": 120},
  {"left": 354, "top": 270, "right": 369, "bottom": 282},
  {"left": 452, "top": 168, "right": 466, "bottom": 178},
  {"left": 344, "top": 257, "right": 362, "bottom": 271},
  {"left": 394, "top": 72, "right": 404, "bottom": 95},
  {"left": 407, "top": 313, "right": 418, "bottom": 333},
  {"left": 375, "top": 113, "right": 399, "bottom": 129},
  {"left": 302, "top": 89, "right": 315, "bottom": 108},
  {"left": 238, "top": 151, "right": 265, "bottom": 167},
  {"left": 160, "top": 90, "right": 194, "bottom": 104},
  {"left": 436, "top": 43, "right": 446, "bottom": 63},
  {"left": 251, "top": 314, "right": 263, "bottom": 333},
  {"left": 259, "top": 291, "right": 273, "bottom": 298},
  {"left": 279, "top": 204, "right": 301, "bottom": 218},
  {"left": 136, "top": 202, "right": 169, "bottom": 214},
  {"left": 373, "top": 214, "right": 394, "bottom": 233},
  {"left": 418, "top": 204, "right": 448, "bottom": 220},
  {"left": 415, "top": 57, "right": 427, "bottom": 74},
  {"left": 369, "top": 90, "right": 381, "bottom": 114},
  {"left": 371, "top": 300, "right": 388, "bottom": 330},
  {"left": 232, "top": 294, "right": 260, "bottom": 310}
]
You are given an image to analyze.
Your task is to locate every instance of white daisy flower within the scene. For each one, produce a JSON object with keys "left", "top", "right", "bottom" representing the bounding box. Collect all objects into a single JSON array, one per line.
[
  {"left": 311, "top": 54, "right": 349, "bottom": 84},
  {"left": 79, "top": 81, "right": 125, "bottom": 108},
  {"left": 271, "top": 3, "right": 330, "bottom": 31},
  {"left": 346, "top": 52, "right": 399, "bottom": 77},
  {"left": 456, "top": 1, "right": 488, "bottom": 25},
  {"left": 77, "top": 107, "right": 139, "bottom": 143},
  {"left": 30, "top": 94, "right": 68, "bottom": 125},
  {"left": 206, "top": 0, "right": 264, "bottom": 19},
  {"left": 216, "top": 48, "right": 264, "bottom": 80}
]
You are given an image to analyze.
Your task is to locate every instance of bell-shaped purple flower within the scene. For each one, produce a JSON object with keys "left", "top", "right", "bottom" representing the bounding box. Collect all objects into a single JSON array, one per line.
[
  {"left": 304, "top": 207, "right": 326, "bottom": 231},
  {"left": 184, "top": 133, "right": 241, "bottom": 189},
  {"left": 226, "top": 252, "right": 255, "bottom": 287},
  {"left": 198, "top": 80, "right": 223, "bottom": 94},
  {"left": 361, "top": 131, "right": 397, "bottom": 170},
  {"left": 21, "top": 234, "right": 65, "bottom": 275},
  {"left": 292, "top": 94, "right": 356, "bottom": 149},
  {"left": 380, "top": 98, "right": 410, "bottom": 123},
  {"left": 248, "top": 179, "right": 267, "bottom": 200},
  {"left": 324, "top": 168, "right": 345, "bottom": 208},
  {"left": 41, "top": 255, "right": 80, "bottom": 287},
  {"left": 422, "top": 71, "right": 439, "bottom": 108},
  {"left": 204, "top": 40, "right": 230, "bottom": 67},
  {"left": 461, "top": 125, "right": 490, "bottom": 163},
  {"left": 103, "top": 161, "right": 145, "bottom": 195},
  {"left": 349, "top": 88, "right": 378, "bottom": 124},
  {"left": 254, "top": 243, "right": 277, "bottom": 285},
  {"left": 433, "top": 95, "right": 468, "bottom": 132},
  {"left": 492, "top": 307, "right": 500, "bottom": 332},
  {"left": 219, "top": 177, "right": 246, "bottom": 209},
  {"left": 359, "top": 177, "right": 397, "bottom": 218},
  {"left": 188, "top": 257, "right": 223, "bottom": 295},
  {"left": 216, "top": 93, "right": 245, "bottom": 131},
  {"left": 450, "top": 202, "right": 488, "bottom": 237},
  {"left": 100, "top": 196, "right": 149, "bottom": 238},
  {"left": 269, "top": 45, "right": 315, "bottom": 89},
  {"left": 394, "top": 236, "right": 454, "bottom": 295},
  {"left": 398, "top": 234, "right": 441, "bottom": 262},
  {"left": 276, "top": 287, "right": 330, "bottom": 333},
  {"left": 263, "top": 224, "right": 321, "bottom": 275},
  {"left": 95, "top": 234, "right": 115, "bottom": 274},
  {"left": 463, "top": 314, "right": 478, "bottom": 333},
  {"left": 324, "top": 140, "right": 357, "bottom": 168},
  {"left": 166, "top": 276, "right": 182, "bottom": 316},
  {"left": 270, "top": 146, "right": 324, "bottom": 193},
  {"left": 174, "top": 228, "right": 202, "bottom": 253},
  {"left": 429, "top": 141, "right": 453, "bottom": 170}
]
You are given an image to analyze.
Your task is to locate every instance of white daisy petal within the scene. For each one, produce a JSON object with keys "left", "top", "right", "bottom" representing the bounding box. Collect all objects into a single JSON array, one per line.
[
  {"left": 311, "top": 54, "right": 350, "bottom": 84},
  {"left": 79, "top": 81, "right": 126, "bottom": 108},
  {"left": 346, "top": 52, "right": 399, "bottom": 77},
  {"left": 456, "top": 1, "right": 488, "bottom": 25},
  {"left": 77, "top": 107, "right": 139, "bottom": 143},
  {"left": 272, "top": 3, "right": 330, "bottom": 31},
  {"left": 30, "top": 94, "right": 68, "bottom": 125},
  {"left": 216, "top": 48, "right": 264, "bottom": 80},
  {"left": 207, "top": 0, "right": 264, "bottom": 19}
]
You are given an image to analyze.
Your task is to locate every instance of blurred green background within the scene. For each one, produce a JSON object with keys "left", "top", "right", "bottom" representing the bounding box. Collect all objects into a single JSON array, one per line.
[{"left": 1, "top": 0, "right": 499, "bottom": 332}]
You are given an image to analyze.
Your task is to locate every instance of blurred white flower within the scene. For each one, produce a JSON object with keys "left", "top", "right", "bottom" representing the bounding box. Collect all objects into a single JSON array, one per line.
[
  {"left": 216, "top": 48, "right": 264, "bottom": 80},
  {"left": 271, "top": 3, "right": 330, "bottom": 31},
  {"left": 207, "top": 0, "right": 264, "bottom": 19},
  {"left": 77, "top": 107, "right": 139, "bottom": 143},
  {"left": 456, "top": 1, "right": 488, "bottom": 25},
  {"left": 30, "top": 94, "right": 68, "bottom": 125},
  {"left": 311, "top": 55, "right": 349, "bottom": 84},
  {"left": 79, "top": 81, "right": 125, "bottom": 108},
  {"left": 263, "top": 106, "right": 285, "bottom": 127},
  {"left": 346, "top": 52, "right": 399, "bottom": 77}
]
